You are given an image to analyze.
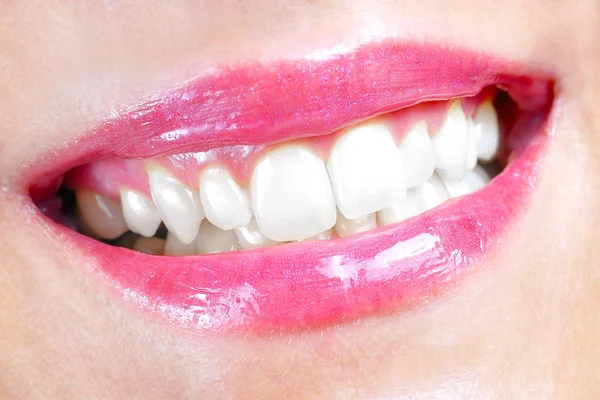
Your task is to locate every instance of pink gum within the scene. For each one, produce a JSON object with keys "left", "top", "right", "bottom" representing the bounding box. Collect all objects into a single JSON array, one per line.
[{"left": 65, "top": 92, "right": 491, "bottom": 201}]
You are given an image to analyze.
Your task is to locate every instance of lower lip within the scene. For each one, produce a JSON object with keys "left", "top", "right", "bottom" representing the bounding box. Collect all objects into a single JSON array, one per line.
[{"left": 41, "top": 132, "right": 546, "bottom": 334}]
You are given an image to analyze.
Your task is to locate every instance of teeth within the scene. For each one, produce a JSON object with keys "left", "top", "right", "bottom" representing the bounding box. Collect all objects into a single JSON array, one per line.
[
  {"left": 133, "top": 237, "right": 166, "bottom": 255},
  {"left": 200, "top": 167, "right": 252, "bottom": 231},
  {"left": 334, "top": 211, "right": 376, "bottom": 238},
  {"left": 376, "top": 190, "right": 420, "bottom": 226},
  {"left": 465, "top": 119, "right": 478, "bottom": 171},
  {"left": 432, "top": 101, "right": 469, "bottom": 181},
  {"left": 164, "top": 232, "right": 200, "bottom": 256},
  {"left": 234, "top": 218, "right": 277, "bottom": 249},
  {"left": 148, "top": 168, "right": 204, "bottom": 244},
  {"left": 200, "top": 220, "right": 241, "bottom": 254},
  {"left": 473, "top": 100, "right": 500, "bottom": 162},
  {"left": 465, "top": 166, "right": 491, "bottom": 191},
  {"left": 120, "top": 188, "right": 162, "bottom": 237},
  {"left": 251, "top": 145, "right": 337, "bottom": 241},
  {"left": 443, "top": 179, "right": 472, "bottom": 198},
  {"left": 76, "top": 191, "right": 128, "bottom": 239},
  {"left": 412, "top": 173, "right": 450, "bottom": 212},
  {"left": 397, "top": 121, "right": 436, "bottom": 188},
  {"left": 327, "top": 121, "right": 406, "bottom": 219}
]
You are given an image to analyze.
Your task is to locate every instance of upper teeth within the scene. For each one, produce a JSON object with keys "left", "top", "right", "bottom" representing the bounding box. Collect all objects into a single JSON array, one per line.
[{"left": 80, "top": 99, "right": 499, "bottom": 254}]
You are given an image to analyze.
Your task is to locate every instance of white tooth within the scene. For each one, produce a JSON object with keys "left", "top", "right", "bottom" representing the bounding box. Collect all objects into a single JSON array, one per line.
[
  {"left": 148, "top": 168, "right": 204, "bottom": 244},
  {"left": 432, "top": 101, "right": 469, "bottom": 181},
  {"left": 398, "top": 121, "right": 436, "bottom": 188},
  {"left": 473, "top": 100, "right": 500, "bottom": 162},
  {"left": 443, "top": 179, "right": 471, "bottom": 198},
  {"left": 376, "top": 190, "right": 420, "bottom": 226},
  {"left": 133, "top": 237, "right": 166, "bottom": 255},
  {"left": 120, "top": 188, "right": 162, "bottom": 237},
  {"left": 297, "top": 229, "right": 332, "bottom": 242},
  {"left": 251, "top": 146, "right": 337, "bottom": 241},
  {"left": 465, "top": 118, "right": 478, "bottom": 171},
  {"left": 327, "top": 121, "right": 406, "bottom": 219},
  {"left": 465, "top": 166, "right": 491, "bottom": 192},
  {"left": 164, "top": 232, "right": 200, "bottom": 256},
  {"left": 334, "top": 211, "right": 376, "bottom": 238},
  {"left": 200, "top": 167, "right": 252, "bottom": 231},
  {"left": 234, "top": 218, "right": 277, "bottom": 249},
  {"left": 200, "top": 220, "right": 241, "bottom": 254},
  {"left": 76, "top": 191, "right": 128, "bottom": 239},
  {"left": 412, "top": 173, "right": 450, "bottom": 212}
]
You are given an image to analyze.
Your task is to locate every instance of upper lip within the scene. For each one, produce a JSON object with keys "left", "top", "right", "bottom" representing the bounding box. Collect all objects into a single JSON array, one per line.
[{"left": 22, "top": 39, "right": 555, "bottom": 334}]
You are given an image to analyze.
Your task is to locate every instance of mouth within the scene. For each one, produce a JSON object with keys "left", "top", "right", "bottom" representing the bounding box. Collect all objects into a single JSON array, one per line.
[{"left": 23, "top": 40, "right": 554, "bottom": 334}]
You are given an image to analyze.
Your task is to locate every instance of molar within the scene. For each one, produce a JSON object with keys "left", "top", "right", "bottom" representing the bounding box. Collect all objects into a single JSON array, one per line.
[
  {"left": 199, "top": 167, "right": 252, "bottom": 231},
  {"left": 148, "top": 168, "right": 205, "bottom": 244},
  {"left": 327, "top": 121, "right": 406, "bottom": 219},
  {"left": 251, "top": 145, "right": 337, "bottom": 241},
  {"left": 120, "top": 188, "right": 162, "bottom": 237},
  {"left": 76, "top": 191, "right": 128, "bottom": 240}
]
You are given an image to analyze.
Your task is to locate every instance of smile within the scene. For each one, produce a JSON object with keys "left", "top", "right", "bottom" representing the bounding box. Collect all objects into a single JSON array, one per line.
[{"left": 24, "top": 40, "right": 555, "bottom": 334}]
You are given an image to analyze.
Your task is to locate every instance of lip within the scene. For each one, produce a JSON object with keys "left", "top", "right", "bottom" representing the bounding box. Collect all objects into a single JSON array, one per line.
[{"left": 21, "top": 40, "right": 555, "bottom": 334}]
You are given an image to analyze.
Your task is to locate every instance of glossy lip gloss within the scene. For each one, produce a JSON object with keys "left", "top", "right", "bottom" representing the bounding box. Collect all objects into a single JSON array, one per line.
[{"left": 21, "top": 40, "right": 555, "bottom": 334}]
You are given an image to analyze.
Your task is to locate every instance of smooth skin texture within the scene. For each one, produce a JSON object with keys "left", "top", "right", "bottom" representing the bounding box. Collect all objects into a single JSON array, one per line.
[{"left": 1, "top": 1, "right": 599, "bottom": 398}]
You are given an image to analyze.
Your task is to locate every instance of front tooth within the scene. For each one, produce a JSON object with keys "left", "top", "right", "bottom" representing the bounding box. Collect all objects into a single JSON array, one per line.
[
  {"left": 120, "top": 188, "right": 162, "bottom": 237},
  {"left": 164, "top": 232, "right": 200, "bottom": 256},
  {"left": 398, "top": 121, "right": 436, "bottom": 188},
  {"left": 334, "top": 211, "right": 376, "bottom": 238},
  {"left": 234, "top": 218, "right": 277, "bottom": 249},
  {"left": 200, "top": 220, "right": 241, "bottom": 254},
  {"left": 200, "top": 167, "right": 252, "bottom": 231},
  {"left": 465, "top": 166, "right": 491, "bottom": 192},
  {"left": 327, "top": 121, "right": 406, "bottom": 219},
  {"left": 76, "top": 191, "right": 128, "bottom": 239},
  {"left": 251, "top": 145, "right": 337, "bottom": 241},
  {"left": 412, "top": 173, "right": 450, "bottom": 212},
  {"left": 432, "top": 101, "right": 469, "bottom": 181},
  {"left": 465, "top": 118, "right": 478, "bottom": 171},
  {"left": 473, "top": 100, "right": 500, "bottom": 162},
  {"left": 148, "top": 168, "right": 204, "bottom": 244},
  {"left": 376, "top": 190, "right": 420, "bottom": 226},
  {"left": 133, "top": 237, "right": 166, "bottom": 255}
]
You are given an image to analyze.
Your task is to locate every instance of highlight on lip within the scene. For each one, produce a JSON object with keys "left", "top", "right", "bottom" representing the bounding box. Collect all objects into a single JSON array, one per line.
[{"left": 25, "top": 41, "right": 555, "bottom": 333}]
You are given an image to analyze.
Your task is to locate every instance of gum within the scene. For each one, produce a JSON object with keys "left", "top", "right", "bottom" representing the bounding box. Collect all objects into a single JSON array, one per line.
[{"left": 65, "top": 92, "right": 491, "bottom": 201}]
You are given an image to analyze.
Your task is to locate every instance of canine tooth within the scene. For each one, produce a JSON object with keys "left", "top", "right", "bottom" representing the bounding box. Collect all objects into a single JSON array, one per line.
[
  {"left": 398, "top": 121, "right": 436, "bottom": 188},
  {"left": 444, "top": 179, "right": 471, "bottom": 198},
  {"left": 251, "top": 146, "right": 337, "bottom": 241},
  {"left": 465, "top": 119, "right": 478, "bottom": 171},
  {"left": 376, "top": 191, "right": 420, "bottom": 226},
  {"left": 200, "top": 167, "right": 252, "bottom": 231},
  {"left": 76, "top": 191, "right": 128, "bottom": 239},
  {"left": 164, "top": 232, "right": 200, "bottom": 256},
  {"left": 473, "top": 100, "right": 500, "bottom": 162},
  {"left": 133, "top": 237, "right": 166, "bottom": 255},
  {"left": 234, "top": 218, "right": 277, "bottom": 249},
  {"left": 200, "top": 220, "right": 241, "bottom": 254},
  {"left": 465, "top": 166, "right": 491, "bottom": 191},
  {"left": 120, "top": 188, "right": 162, "bottom": 237},
  {"left": 413, "top": 173, "right": 450, "bottom": 212},
  {"left": 335, "top": 212, "right": 376, "bottom": 238},
  {"left": 432, "top": 101, "right": 469, "bottom": 181},
  {"left": 327, "top": 121, "right": 406, "bottom": 219},
  {"left": 148, "top": 168, "right": 204, "bottom": 244}
]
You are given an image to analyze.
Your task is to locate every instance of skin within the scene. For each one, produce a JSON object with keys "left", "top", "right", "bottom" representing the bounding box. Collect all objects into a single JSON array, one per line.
[{"left": 1, "top": 0, "right": 599, "bottom": 398}]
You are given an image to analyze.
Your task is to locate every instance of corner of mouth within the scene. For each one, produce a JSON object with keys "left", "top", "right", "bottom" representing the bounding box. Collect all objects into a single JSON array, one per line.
[{"left": 21, "top": 40, "right": 556, "bottom": 334}]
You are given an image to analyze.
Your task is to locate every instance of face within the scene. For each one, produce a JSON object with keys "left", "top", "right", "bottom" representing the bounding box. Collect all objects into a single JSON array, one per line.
[{"left": 1, "top": 1, "right": 599, "bottom": 398}]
